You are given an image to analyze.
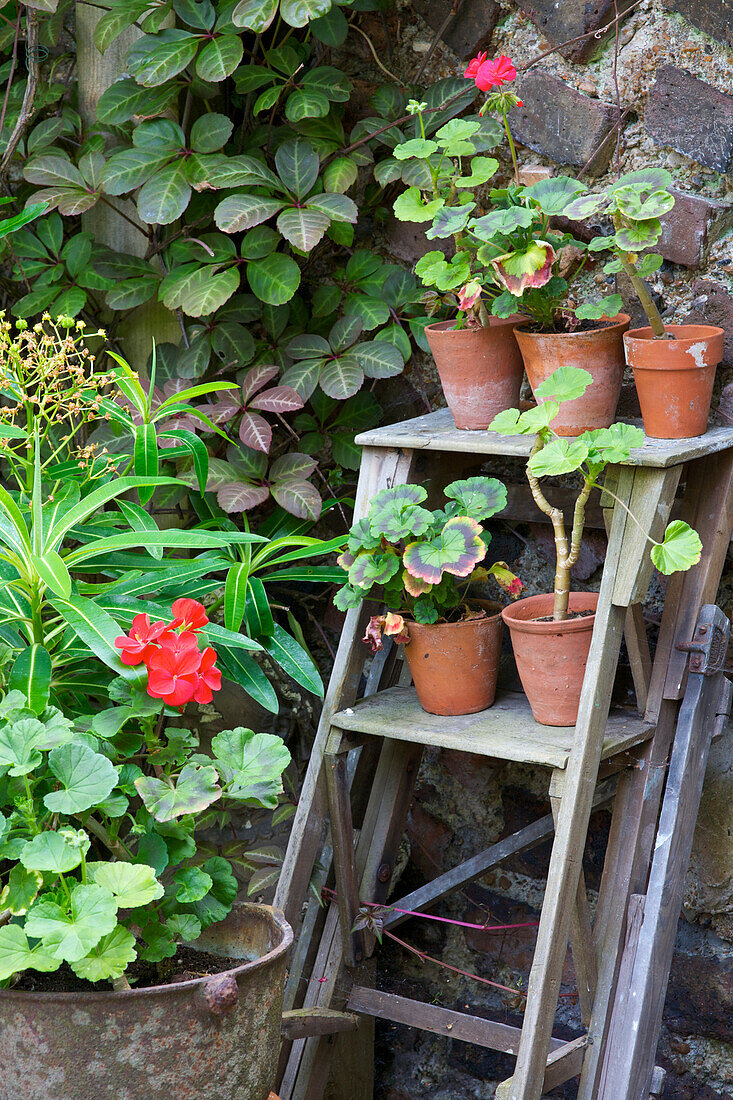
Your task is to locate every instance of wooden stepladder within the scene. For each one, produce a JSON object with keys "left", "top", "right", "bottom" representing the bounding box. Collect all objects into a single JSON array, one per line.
[{"left": 274, "top": 409, "right": 733, "bottom": 1100}]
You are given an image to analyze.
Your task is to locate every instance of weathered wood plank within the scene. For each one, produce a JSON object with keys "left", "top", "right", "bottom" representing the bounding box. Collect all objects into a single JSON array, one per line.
[
  {"left": 624, "top": 604, "right": 653, "bottom": 715},
  {"left": 355, "top": 408, "right": 733, "bottom": 469},
  {"left": 346, "top": 986, "right": 565, "bottom": 1055},
  {"left": 543, "top": 1035, "right": 589, "bottom": 1092},
  {"left": 281, "top": 1008, "right": 360, "bottom": 1041},
  {"left": 333, "top": 687, "right": 653, "bottom": 770},
  {"left": 325, "top": 750, "right": 364, "bottom": 967},
  {"left": 550, "top": 792, "right": 597, "bottom": 1028}
]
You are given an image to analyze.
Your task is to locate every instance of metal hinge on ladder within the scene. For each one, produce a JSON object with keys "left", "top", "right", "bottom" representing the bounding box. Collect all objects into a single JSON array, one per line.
[{"left": 676, "top": 615, "right": 728, "bottom": 675}]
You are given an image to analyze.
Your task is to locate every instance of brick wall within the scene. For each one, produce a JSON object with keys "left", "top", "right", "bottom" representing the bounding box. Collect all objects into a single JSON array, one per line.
[{"left": 354, "top": 1, "right": 733, "bottom": 1095}]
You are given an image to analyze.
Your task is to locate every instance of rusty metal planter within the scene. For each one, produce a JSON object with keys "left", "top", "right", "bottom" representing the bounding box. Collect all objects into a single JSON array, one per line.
[{"left": 0, "top": 903, "right": 293, "bottom": 1100}]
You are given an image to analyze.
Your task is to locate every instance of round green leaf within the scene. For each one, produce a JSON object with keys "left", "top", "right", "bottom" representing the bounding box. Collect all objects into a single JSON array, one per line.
[
  {"left": 0, "top": 865, "right": 42, "bottom": 915},
  {"left": 650, "top": 520, "right": 703, "bottom": 576},
  {"left": 70, "top": 925, "right": 136, "bottom": 983},
  {"left": 528, "top": 437, "right": 590, "bottom": 477},
  {"left": 196, "top": 34, "right": 244, "bottom": 82},
  {"left": 127, "top": 30, "right": 199, "bottom": 87},
  {"left": 0, "top": 925, "right": 60, "bottom": 981},
  {"left": 87, "top": 862, "right": 164, "bottom": 908},
  {"left": 44, "top": 743, "right": 118, "bottom": 815},
  {"left": 174, "top": 866, "right": 213, "bottom": 902},
  {"left": 137, "top": 161, "right": 191, "bottom": 226},
  {"left": 26, "top": 883, "right": 118, "bottom": 962},
  {"left": 190, "top": 113, "right": 234, "bottom": 154},
  {"left": 134, "top": 763, "right": 222, "bottom": 822},
  {"left": 212, "top": 726, "right": 290, "bottom": 805},
  {"left": 246, "top": 254, "right": 301, "bottom": 306},
  {"left": 534, "top": 366, "right": 592, "bottom": 404}
]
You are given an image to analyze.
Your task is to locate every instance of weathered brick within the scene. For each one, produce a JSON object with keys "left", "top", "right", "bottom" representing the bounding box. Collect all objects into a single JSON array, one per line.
[
  {"left": 410, "top": 0, "right": 499, "bottom": 58},
  {"left": 515, "top": 0, "right": 637, "bottom": 61},
  {"left": 686, "top": 279, "right": 733, "bottom": 368},
  {"left": 645, "top": 66, "right": 733, "bottom": 173},
  {"left": 511, "top": 72, "right": 620, "bottom": 176},
  {"left": 663, "top": 0, "right": 732, "bottom": 47},
  {"left": 657, "top": 190, "right": 733, "bottom": 267}
]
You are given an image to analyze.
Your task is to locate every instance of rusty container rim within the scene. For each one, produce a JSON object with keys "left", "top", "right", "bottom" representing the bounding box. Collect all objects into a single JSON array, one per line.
[{"left": 0, "top": 902, "right": 293, "bottom": 1004}]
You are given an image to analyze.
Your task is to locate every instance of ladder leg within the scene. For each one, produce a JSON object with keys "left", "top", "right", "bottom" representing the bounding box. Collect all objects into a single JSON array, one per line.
[
  {"left": 549, "top": 786, "right": 597, "bottom": 1027},
  {"left": 505, "top": 464, "right": 681, "bottom": 1100},
  {"left": 325, "top": 739, "right": 363, "bottom": 967}
]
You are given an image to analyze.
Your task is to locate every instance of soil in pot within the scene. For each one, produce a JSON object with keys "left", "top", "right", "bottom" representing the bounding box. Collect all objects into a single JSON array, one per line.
[
  {"left": 404, "top": 609, "right": 503, "bottom": 716},
  {"left": 425, "top": 317, "right": 525, "bottom": 430},
  {"left": 623, "top": 324, "right": 725, "bottom": 439},
  {"left": 515, "top": 315, "right": 630, "bottom": 436},
  {"left": 501, "top": 592, "right": 599, "bottom": 726}
]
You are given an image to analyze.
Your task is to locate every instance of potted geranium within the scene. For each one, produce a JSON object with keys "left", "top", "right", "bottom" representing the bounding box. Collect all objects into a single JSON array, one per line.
[
  {"left": 390, "top": 56, "right": 631, "bottom": 436},
  {"left": 0, "top": 316, "right": 313, "bottom": 1099},
  {"left": 562, "top": 169, "right": 725, "bottom": 439},
  {"left": 333, "top": 477, "right": 522, "bottom": 715},
  {"left": 488, "top": 367, "right": 702, "bottom": 725}
]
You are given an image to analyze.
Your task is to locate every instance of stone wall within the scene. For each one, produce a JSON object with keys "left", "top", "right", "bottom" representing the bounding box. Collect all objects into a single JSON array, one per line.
[{"left": 341, "top": 0, "right": 733, "bottom": 1095}]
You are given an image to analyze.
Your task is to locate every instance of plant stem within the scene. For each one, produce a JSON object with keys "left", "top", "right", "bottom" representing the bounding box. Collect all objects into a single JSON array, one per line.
[
  {"left": 113, "top": 974, "right": 131, "bottom": 992},
  {"left": 615, "top": 249, "right": 666, "bottom": 338},
  {"left": 502, "top": 111, "right": 520, "bottom": 187},
  {"left": 81, "top": 815, "right": 131, "bottom": 860},
  {"left": 525, "top": 438, "right": 571, "bottom": 620}
]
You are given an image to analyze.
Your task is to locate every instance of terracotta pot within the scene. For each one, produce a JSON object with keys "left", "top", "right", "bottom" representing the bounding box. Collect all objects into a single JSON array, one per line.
[
  {"left": 515, "top": 315, "right": 630, "bottom": 436},
  {"left": 623, "top": 324, "right": 724, "bottom": 439},
  {"left": 425, "top": 317, "right": 525, "bottom": 430},
  {"left": 404, "top": 610, "right": 503, "bottom": 716},
  {"left": 501, "top": 592, "right": 599, "bottom": 726}
]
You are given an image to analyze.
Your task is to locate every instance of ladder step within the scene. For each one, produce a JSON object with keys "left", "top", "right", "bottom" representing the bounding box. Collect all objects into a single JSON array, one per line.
[
  {"left": 333, "top": 687, "right": 654, "bottom": 770},
  {"left": 280, "top": 1008, "right": 360, "bottom": 1041},
  {"left": 494, "top": 1036, "right": 588, "bottom": 1099},
  {"left": 346, "top": 986, "right": 573, "bottom": 1058}
]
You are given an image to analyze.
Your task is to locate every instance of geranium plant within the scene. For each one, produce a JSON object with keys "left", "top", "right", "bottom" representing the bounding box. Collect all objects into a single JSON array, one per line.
[
  {"left": 390, "top": 55, "right": 623, "bottom": 331},
  {"left": 333, "top": 477, "right": 522, "bottom": 649},
  {"left": 561, "top": 168, "right": 676, "bottom": 337},
  {"left": 488, "top": 367, "right": 703, "bottom": 620},
  {"left": 0, "top": 598, "right": 290, "bottom": 988}
]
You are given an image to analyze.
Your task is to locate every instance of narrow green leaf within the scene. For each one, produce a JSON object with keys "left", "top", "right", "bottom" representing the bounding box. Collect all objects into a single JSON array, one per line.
[{"left": 8, "top": 644, "right": 52, "bottom": 714}]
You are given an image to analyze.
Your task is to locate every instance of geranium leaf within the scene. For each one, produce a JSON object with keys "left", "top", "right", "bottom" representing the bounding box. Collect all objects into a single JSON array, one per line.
[
  {"left": 212, "top": 726, "right": 290, "bottom": 806},
  {"left": 43, "top": 743, "right": 118, "bottom": 815},
  {"left": 534, "top": 366, "right": 592, "bottom": 404},
  {"left": 0, "top": 865, "right": 42, "bottom": 915},
  {"left": 525, "top": 175, "right": 584, "bottom": 216},
  {"left": 0, "top": 718, "right": 45, "bottom": 776},
  {"left": 70, "top": 925, "right": 137, "bottom": 982},
  {"left": 528, "top": 438, "right": 590, "bottom": 477},
  {"left": 393, "top": 187, "right": 443, "bottom": 223},
  {"left": 444, "top": 477, "right": 507, "bottom": 522},
  {"left": 0, "top": 925, "right": 60, "bottom": 981},
  {"left": 348, "top": 551, "right": 400, "bottom": 589},
  {"left": 403, "top": 516, "right": 485, "bottom": 585},
  {"left": 135, "top": 763, "right": 222, "bottom": 821},
  {"left": 650, "top": 520, "right": 703, "bottom": 576},
  {"left": 26, "top": 883, "right": 117, "bottom": 962},
  {"left": 192, "top": 856, "right": 238, "bottom": 928},
  {"left": 174, "top": 866, "right": 213, "bottom": 902},
  {"left": 87, "top": 862, "right": 164, "bottom": 908},
  {"left": 368, "top": 484, "right": 431, "bottom": 540}
]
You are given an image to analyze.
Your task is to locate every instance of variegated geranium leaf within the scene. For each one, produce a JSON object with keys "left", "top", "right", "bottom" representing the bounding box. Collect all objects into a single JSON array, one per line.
[
  {"left": 444, "top": 476, "right": 507, "bottom": 522},
  {"left": 403, "top": 517, "right": 485, "bottom": 586},
  {"left": 348, "top": 551, "right": 400, "bottom": 589},
  {"left": 368, "top": 484, "right": 432, "bottom": 541}
]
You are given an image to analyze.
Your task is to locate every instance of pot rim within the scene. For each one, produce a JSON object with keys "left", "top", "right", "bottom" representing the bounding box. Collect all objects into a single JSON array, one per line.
[
  {"left": 0, "top": 902, "right": 293, "bottom": 1003},
  {"left": 426, "top": 315, "right": 526, "bottom": 335},
  {"left": 515, "top": 313, "right": 630, "bottom": 339},
  {"left": 624, "top": 324, "right": 725, "bottom": 345},
  {"left": 405, "top": 607, "right": 503, "bottom": 630},
  {"left": 501, "top": 592, "right": 598, "bottom": 634}
]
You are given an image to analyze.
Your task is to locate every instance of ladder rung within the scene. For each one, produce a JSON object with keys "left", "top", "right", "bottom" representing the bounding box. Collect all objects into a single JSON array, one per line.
[{"left": 346, "top": 985, "right": 571, "bottom": 1057}]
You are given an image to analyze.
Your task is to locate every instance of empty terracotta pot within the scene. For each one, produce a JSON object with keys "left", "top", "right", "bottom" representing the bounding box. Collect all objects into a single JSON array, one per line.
[
  {"left": 515, "top": 315, "right": 630, "bottom": 436},
  {"left": 404, "top": 610, "right": 503, "bottom": 716},
  {"left": 425, "top": 317, "right": 525, "bottom": 430},
  {"left": 501, "top": 592, "right": 599, "bottom": 726},
  {"left": 623, "top": 324, "right": 724, "bottom": 439}
]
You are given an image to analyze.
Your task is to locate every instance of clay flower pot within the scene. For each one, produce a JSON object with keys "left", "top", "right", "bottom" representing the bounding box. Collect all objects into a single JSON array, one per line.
[
  {"left": 501, "top": 592, "right": 599, "bottom": 726},
  {"left": 515, "top": 315, "right": 630, "bottom": 436},
  {"left": 623, "top": 324, "right": 725, "bottom": 439},
  {"left": 404, "top": 610, "right": 503, "bottom": 716},
  {"left": 425, "top": 317, "right": 526, "bottom": 430}
]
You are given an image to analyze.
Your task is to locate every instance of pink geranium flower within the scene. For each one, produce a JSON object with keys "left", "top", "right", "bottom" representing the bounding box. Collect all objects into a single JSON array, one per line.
[{"left": 473, "top": 55, "right": 517, "bottom": 92}]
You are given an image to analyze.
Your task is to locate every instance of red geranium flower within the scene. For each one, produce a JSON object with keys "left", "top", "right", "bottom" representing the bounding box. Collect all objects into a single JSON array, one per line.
[
  {"left": 463, "top": 51, "right": 487, "bottom": 79},
  {"left": 115, "top": 614, "right": 167, "bottom": 666},
  {"left": 193, "top": 647, "right": 222, "bottom": 704},
  {"left": 170, "top": 598, "right": 209, "bottom": 633},
  {"left": 146, "top": 643, "right": 202, "bottom": 707},
  {"left": 474, "top": 55, "right": 517, "bottom": 91}
]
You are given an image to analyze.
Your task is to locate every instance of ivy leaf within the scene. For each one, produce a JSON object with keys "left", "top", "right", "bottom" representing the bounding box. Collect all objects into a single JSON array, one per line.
[
  {"left": 232, "top": 0, "right": 278, "bottom": 31},
  {"left": 650, "top": 520, "right": 703, "bottom": 576},
  {"left": 403, "top": 517, "right": 486, "bottom": 585},
  {"left": 246, "top": 254, "right": 301, "bottom": 306},
  {"left": 0, "top": 925, "right": 60, "bottom": 981},
  {"left": 195, "top": 34, "right": 244, "bottom": 82},
  {"left": 70, "top": 925, "right": 137, "bottom": 983},
  {"left": 87, "top": 862, "right": 164, "bottom": 908},
  {"left": 127, "top": 29, "right": 200, "bottom": 87},
  {"left": 137, "top": 161, "right": 191, "bottom": 225},
  {"left": 534, "top": 366, "right": 592, "bottom": 404},
  {"left": 26, "top": 883, "right": 118, "bottom": 962},
  {"left": 444, "top": 477, "right": 507, "bottom": 522},
  {"left": 528, "top": 438, "right": 590, "bottom": 477},
  {"left": 212, "top": 726, "right": 290, "bottom": 806},
  {"left": 135, "top": 763, "right": 222, "bottom": 821},
  {"left": 43, "top": 743, "right": 118, "bottom": 815}
]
